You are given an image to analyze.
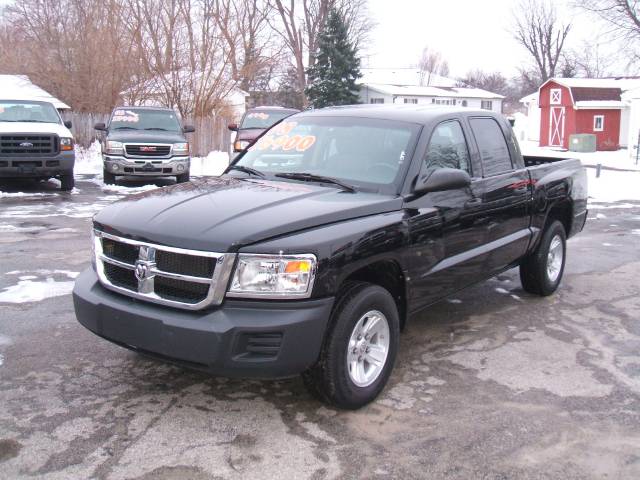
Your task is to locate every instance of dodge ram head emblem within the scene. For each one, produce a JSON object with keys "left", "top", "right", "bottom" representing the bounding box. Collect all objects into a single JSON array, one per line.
[
  {"left": 134, "top": 261, "right": 150, "bottom": 282},
  {"left": 19, "top": 142, "right": 34, "bottom": 148}
]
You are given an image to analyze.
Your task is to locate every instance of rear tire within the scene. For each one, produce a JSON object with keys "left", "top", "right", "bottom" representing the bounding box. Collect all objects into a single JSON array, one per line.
[
  {"left": 176, "top": 172, "right": 190, "bottom": 183},
  {"left": 103, "top": 169, "right": 116, "bottom": 185},
  {"left": 60, "top": 173, "right": 74, "bottom": 191},
  {"left": 520, "top": 220, "right": 567, "bottom": 296},
  {"left": 302, "top": 282, "right": 400, "bottom": 409}
]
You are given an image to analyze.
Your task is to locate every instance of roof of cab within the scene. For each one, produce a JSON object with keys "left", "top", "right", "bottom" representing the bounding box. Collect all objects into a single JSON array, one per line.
[{"left": 293, "top": 104, "right": 499, "bottom": 125}]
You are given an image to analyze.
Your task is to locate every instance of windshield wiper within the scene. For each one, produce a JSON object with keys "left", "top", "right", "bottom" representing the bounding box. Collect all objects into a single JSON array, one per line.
[
  {"left": 114, "top": 126, "right": 138, "bottom": 130},
  {"left": 274, "top": 172, "right": 356, "bottom": 192},
  {"left": 227, "top": 164, "right": 265, "bottom": 178},
  {"left": 144, "top": 127, "right": 169, "bottom": 131},
  {"left": 15, "top": 119, "right": 50, "bottom": 123}
]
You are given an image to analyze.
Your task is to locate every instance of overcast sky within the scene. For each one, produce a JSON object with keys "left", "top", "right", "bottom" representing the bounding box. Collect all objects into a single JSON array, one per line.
[{"left": 364, "top": 0, "right": 616, "bottom": 77}]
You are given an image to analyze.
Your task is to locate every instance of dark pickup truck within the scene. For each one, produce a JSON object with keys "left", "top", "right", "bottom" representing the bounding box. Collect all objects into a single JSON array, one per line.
[
  {"left": 73, "top": 106, "right": 587, "bottom": 409},
  {"left": 95, "top": 106, "right": 195, "bottom": 185}
]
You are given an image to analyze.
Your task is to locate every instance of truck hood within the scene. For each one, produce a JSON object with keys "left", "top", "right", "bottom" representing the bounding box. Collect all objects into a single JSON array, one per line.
[
  {"left": 0, "top": 121, "right": 73, "bottom": 138},
  {"left": 94, "top": 176, "right": 402, "bottom": 252},
  {"left": 106, "top": 130, "right": 187, "bottom": 144}
]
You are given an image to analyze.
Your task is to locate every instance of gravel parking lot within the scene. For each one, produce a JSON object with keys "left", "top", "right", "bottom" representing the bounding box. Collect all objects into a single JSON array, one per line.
[{"left": 1, "top": 175, "right": 640, "bottom": 479}]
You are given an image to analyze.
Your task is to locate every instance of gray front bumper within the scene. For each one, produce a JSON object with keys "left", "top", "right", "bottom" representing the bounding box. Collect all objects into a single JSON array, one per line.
[
  {"left": 104, "top": 155, "right": 190, "bottom": 176},
  {"left": 0, "top": 150, "right": 75, "bottom": 178}
]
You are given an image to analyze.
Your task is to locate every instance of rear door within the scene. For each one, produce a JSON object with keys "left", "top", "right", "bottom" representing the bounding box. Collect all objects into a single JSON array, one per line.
[{"left": 468, "top": 116, "right": 532, "bottom": 273}]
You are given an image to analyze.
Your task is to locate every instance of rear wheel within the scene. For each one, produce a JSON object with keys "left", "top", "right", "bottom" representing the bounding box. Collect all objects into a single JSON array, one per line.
[
  {"left": 520, "top": 220, "right": 567, "bottom": 296},
  {"left": 103, "top": 169, "right": 116, "bottom": 185},
  {"left": 176, "top": 171, "right": 190, "bottom": 183},
  {"left": 60, "top": 173, "right": 74, "bottom": 191},
  {"left": 302, "top": 282, "right": 399, "bottom": 409}
]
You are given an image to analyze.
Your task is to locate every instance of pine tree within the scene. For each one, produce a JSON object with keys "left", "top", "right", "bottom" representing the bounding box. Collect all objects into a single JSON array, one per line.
[{"left": 305, "top": 9, "right": 362, "bottom": 108}]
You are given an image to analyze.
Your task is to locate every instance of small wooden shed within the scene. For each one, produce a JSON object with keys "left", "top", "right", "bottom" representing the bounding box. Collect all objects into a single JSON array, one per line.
[{"left": 538, "top": 78, "right": 624, "bottom": 151}]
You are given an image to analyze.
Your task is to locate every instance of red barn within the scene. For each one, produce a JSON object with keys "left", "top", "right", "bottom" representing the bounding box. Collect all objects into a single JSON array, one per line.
[{"left": 538, "top": 78, "right": 624, "bottom": 151}]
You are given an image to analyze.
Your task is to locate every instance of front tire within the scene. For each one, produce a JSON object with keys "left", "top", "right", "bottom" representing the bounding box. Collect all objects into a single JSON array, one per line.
[
  {"left": 60, "top": 173, "right": 74, "bottom": 191},
  {"left": 303, "top": 282, "right": 400, "bottom": 409},
  {"left": 520, "top": 220, "right": 567, "bottom": 296},
  {"left": 176, "top": 171, "right": 190, "bottom": 183},
  {"left": 103, "top": 169, "right": 116, "bottom": 185}
]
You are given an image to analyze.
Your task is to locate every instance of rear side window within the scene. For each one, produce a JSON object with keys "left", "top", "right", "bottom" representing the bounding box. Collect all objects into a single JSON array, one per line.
[
  {"left": 423, "top": 120, "right": 470, "bottom": 173},
  {"left": 469, "top": 117, "right": 513, "bottom": 176}
]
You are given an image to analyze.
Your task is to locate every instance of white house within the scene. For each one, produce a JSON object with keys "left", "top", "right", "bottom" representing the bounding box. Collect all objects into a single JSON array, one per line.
[
  {"left": 359, "top": 83, "right": 504, "bottom": 113},
  {"left": 623, "top": 87, "right": 640, "bottom": 158},
  {"left": 0, "top": 74, "right": 70, "bottom": 109},
  {"left": 519, "top": 92, "right": 541, "bottom": 142}
]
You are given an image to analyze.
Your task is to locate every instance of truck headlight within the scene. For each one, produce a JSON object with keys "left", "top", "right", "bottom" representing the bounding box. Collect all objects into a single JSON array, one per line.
[
  {"left": 173, "top": 142, "right": 189, "bottom": 155},
  {"left": 227, "top": 254, "right": 316, "bottom": 298},
  {"left": 60, "top": 137, "right": 74, "bottom": 151},
  {"left": 105, "top": 141, "right": 123, "bottom": 155},
  {"left": 234, "top": 140, "right": 249, "bottom": 151}
]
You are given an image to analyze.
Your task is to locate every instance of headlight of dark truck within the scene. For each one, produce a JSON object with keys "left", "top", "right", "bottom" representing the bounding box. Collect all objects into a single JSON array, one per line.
[{"left": 227, "top": 254, "right": 316, "bottom": 299}]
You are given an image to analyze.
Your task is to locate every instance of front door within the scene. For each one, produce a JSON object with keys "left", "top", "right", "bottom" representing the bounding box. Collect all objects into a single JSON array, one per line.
[
  {"left": 405, "top": 119, "right": 488, "bottom": 311},
  {"left": 549, "top": 107, "right": 565, "bottom": 147}
]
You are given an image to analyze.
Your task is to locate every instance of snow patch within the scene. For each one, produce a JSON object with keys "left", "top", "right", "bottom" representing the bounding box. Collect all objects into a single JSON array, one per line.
[
  {"left": 0, "top": 277, "right": 75, "bottom": 303},
  {"left": 495, "top": 287, "right": 509, "bottom": 294}
]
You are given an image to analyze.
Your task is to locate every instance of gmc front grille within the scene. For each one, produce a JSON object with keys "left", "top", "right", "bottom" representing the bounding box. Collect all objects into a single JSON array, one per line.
[
  {"left": 94, "top": 230, "right": 235, "bottom": 310},
  {"left": 125, "top": 144, "right": 172, "bottom": 158},
  {"left": 0, "top": 135, "right": 58, "bottom": 156}
]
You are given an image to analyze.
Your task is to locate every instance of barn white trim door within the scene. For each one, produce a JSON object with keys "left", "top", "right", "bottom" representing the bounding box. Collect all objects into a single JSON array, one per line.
[{"left": 549, "top": 107, "right": 565, "bottom": 147}]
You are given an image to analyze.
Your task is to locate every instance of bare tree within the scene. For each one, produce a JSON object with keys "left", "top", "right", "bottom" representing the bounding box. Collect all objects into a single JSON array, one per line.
[
  {"left": 561, "top": 40, "right": 616, "bottom": 78},
  {"left": 213, "top": 0, "right": 283, "bottom": 93},
  {"left": 1, "top": 0, "right": 138, "bottom": 112},
  {"left": 457, "top": 70, "right": 509, "bottom": 94},
  {"left": 511, "top": 0, "right": 571, "bottom": 81},
  {"left": 124, "top": 0, "right": 236, "bottom": 117},
  {"left": 578, "top": 0, "right": 640, "bottom": 65},
  {"left": 269, "top": 0, "right": 372, "bottom": 106},
  {"left": 417, "top": 46, "right": 449, "bottom": 86}
]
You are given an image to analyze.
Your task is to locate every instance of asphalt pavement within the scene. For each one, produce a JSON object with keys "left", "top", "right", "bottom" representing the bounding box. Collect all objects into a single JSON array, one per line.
[{"left": 1, "top": 176, "right": 639, "bottom": 479}]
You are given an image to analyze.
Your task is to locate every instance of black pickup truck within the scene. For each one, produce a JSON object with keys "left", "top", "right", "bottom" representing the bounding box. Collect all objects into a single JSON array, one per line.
[{"left": 73, "top": 106, "right": 587, "bottom": 409}]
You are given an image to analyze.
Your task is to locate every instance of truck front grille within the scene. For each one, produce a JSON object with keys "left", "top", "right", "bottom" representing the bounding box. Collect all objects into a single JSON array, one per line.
[
  {"left": 0, "top": 135, "right": 58, "bottom": 156},
  {"left": 94, "top": 230, "right": 235, "bottom": 310},
  {"left": 125, "top": 144, "right": 172, "bottom": 158}
]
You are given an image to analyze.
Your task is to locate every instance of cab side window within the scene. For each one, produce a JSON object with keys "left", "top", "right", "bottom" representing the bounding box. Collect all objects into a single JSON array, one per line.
[
  {"left": 423, "top": 120, "right": 470, "bottom": 174},
  {"left": 469, "top": 117, "right": 513, "bottom": 176}
]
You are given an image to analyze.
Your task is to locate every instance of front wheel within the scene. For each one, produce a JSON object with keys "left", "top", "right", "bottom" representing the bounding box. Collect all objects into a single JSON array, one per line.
[
  {"left": 302, "top": 282, "right": 399, "bottom": 409},
  {"left": 103, "top": 169, "right": 116, "bottom": 185},
  {"left": 176, "top": 172, "right": 190, "bottom": 183},
  {"left": 520, "top": 220, "right": 567, "bottom": 296},
  {"left": 60, "top": 173, "right": 74, "bottom": 191}
]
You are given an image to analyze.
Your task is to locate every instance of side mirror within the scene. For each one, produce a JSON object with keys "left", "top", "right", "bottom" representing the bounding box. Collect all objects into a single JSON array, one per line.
[
  {"left": 94, "top": 122, "right": 107, "bottom": 131},
  {"left": 64, "top": 120, "right": 72, "bottom": 129},
  {"left": 183, "top": 125, "right": 195, "bottom": 133},
  {"left": 228, "top": 122, "right": 238, "bottom": 132},
  {"left": 413, "top": 168, "right": 471, "bottom": 195}
]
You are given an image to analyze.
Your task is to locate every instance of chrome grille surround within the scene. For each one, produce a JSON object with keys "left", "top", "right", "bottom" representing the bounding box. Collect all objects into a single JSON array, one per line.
[{"left": 94, "top": 230, "right": 236, "bottom": 310}]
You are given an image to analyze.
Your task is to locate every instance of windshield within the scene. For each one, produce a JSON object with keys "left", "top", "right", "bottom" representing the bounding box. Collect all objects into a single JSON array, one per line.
[
  {"left": 235, "top": 116, "right": 420, "bottom": 188},
  {"left": 109, "top": 108, "right": 181, "bottom": 131},
  {"left": 240, "top": 110, "right": 295, "bottom": 129},
  {"left": 0, "top": 100, "right": 61, "bottom": 123}
]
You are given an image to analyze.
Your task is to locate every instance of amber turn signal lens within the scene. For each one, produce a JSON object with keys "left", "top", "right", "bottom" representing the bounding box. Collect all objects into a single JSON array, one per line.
[
  {"left": 284, "top": 260, "right": 311, "bottom": 273},
  {"left": 61, "top": 144, "right": 74, "bottom": 151}
]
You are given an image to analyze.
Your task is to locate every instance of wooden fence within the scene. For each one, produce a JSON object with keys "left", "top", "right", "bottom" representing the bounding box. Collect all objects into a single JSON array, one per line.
[{"left": 61, "top": 112, "right": 231, "bottom": 156}]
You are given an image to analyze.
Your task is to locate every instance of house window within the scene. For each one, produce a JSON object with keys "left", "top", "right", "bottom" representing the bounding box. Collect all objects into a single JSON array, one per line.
[
  {"left": 481, "top": 100, "right": 493, "bottom": 110},
  {"left": 593, "top": 115, "right": 604, "bottom": 132},
  {"left": 434, "top": 98, "right": 454, "bottom": 105},
  {"left": 550, "top": 88, "right": 562, "bottom": 105},
  {"left": 370, "top": 98, "right": 384, "bottom": 104},
  {"left": 403, "top": 98, "right": 418, "bottom": 104}
]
